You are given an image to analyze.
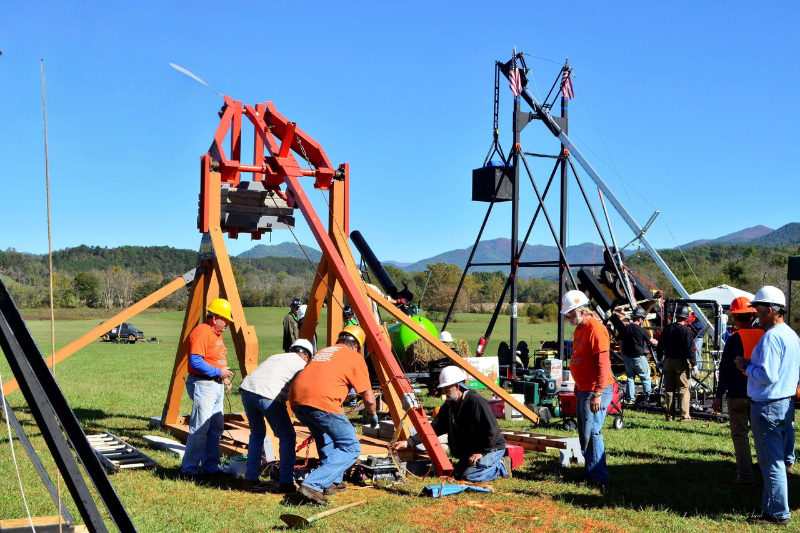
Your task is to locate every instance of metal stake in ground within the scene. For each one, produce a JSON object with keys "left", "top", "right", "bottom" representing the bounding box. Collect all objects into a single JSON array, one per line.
[{"left": 280, "top": 500, "right": 366, "bottom": 529}]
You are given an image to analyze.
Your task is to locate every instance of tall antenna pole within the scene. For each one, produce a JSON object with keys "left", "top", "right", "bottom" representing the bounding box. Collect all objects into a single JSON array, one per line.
[
  {"left": 510, "top": 48, "right": 520, "bottom": 379},
  {"left": 557, "top": 61, "right": 569, "bottom": 361},
  {"left": 41, "top": 58, "right": 63, "bottom": 533}
]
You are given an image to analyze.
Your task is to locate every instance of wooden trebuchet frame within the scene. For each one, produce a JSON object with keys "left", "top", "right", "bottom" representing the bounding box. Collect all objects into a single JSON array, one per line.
[{"left": 367, "top": 285, "right": 540, "bottom": 425}]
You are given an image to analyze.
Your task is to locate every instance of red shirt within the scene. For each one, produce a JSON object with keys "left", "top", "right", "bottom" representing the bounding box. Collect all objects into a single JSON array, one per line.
[
  {"left": 187, "top": 323, "right": 228, "bottom": 375},
  {"left": 570, "top": 316, "right": 613, "bottom": 393}
]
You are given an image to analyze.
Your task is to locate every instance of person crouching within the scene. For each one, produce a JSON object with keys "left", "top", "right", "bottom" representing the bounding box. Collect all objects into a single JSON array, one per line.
[{"left": 394, "top": 366, "right": 511, "bottom": 482}]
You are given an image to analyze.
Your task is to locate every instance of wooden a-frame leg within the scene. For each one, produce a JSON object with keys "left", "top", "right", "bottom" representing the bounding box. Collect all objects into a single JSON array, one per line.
[
  {"left": 162, "top": 265, "right": 207, "bottom": 425},
  {"left": 300, "top": 259, "right": 328, "bottom": 343}
]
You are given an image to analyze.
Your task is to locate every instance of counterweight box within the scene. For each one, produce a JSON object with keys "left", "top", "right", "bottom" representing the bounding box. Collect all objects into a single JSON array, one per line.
[{"left": 472, "top": 166, "right": 512, "bottom": 202}]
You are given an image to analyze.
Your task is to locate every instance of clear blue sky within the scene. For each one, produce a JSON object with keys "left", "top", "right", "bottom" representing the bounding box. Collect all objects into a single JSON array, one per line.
[{"left": 2, "top": 1, "right": 798, "bottom": 264}]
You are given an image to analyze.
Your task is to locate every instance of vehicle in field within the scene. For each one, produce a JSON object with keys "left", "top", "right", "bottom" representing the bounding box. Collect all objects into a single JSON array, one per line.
[{"left": 100, "top": 322, "right": 144, "bottom": 344}]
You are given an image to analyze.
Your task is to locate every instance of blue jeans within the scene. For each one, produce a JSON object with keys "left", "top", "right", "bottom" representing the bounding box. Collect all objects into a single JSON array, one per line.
[
  {"left": 623, "top": 356, "right": 652, "bottom": 401},
  {"left": 241, "top": 389, "right": 296, "bottom": 484},
  {"left": 751, "top": 398, "right": 794, "bottom": 520},
  {"left": 452, "top": 447, "right": 507, "bottom": 482},
  {"left": 292, "top": 405, "right": 361, "bottom": 492},
  {"left": 181, "top": 375, "right": 224, "bottom": 475},
  {"left": 576, "top": 385, "right": 613, "bottom": 483}
]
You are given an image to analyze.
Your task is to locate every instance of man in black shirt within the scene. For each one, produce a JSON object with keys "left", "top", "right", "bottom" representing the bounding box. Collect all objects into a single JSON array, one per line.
[
  {"left": 712, "top": 296, "right": 763, "bottom": 487},
  {"left": 619, "top": 307, "right": 658, "bottom": 403},
  {"left": 394, "top": 366, "right": 510, "bottom": 482},
  {"left": 657, "top": 305, "right": 696, "bottom": 422}
]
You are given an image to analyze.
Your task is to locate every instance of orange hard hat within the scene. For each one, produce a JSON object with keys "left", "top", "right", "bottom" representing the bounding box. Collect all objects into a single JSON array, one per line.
[{"left": 729, "top": 296, "right": 755, "bottom": 315}]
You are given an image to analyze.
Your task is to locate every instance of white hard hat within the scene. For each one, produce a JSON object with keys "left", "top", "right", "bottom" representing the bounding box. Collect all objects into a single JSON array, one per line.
[
  {"left": 297, "top": 304, "right": 307, "bottom": 320},
  {"left": 290, "top": 338, "right": 314, "bottom": 355},
  {"left": 560, "top": 290, "right": 589, "bottom": 315},
  {"left": 439, "top": 331, "right": 453, "bottom": 343},
  {"left": 751, "top": 286, "right": 786, "bottom": 308},
  {"left": 437, "top": 366, "right": 467, "bottom": 389}
]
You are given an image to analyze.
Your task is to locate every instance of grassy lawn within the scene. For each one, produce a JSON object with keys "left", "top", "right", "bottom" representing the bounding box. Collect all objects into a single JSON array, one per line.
[{"left": 0, "top": 308, "right": 798, "bottom": 531}]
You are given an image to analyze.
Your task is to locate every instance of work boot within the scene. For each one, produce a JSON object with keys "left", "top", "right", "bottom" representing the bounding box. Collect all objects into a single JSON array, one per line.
[
  {"left": 729, "top": 478, "right": 755, "bottom": 488},
  {"left": 298, "top": 484, "right": 328, "bottom": 506},
  {"left": 747, "top": 513, "right": 789, "bottom": 526},
  {"left": 323, "top": 482, "right": 346, "bottom": 495},
  {"left": 502, "top": 456, "right": 513, "bottom": 479}
]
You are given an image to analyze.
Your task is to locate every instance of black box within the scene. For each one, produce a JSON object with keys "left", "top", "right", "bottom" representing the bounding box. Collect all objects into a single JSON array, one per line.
[
  {"left": 472, "top": 166, "right": 512, "bottom": 202},
  {"left": 788, "top": 256, "right": 800, "bottom": 281}
]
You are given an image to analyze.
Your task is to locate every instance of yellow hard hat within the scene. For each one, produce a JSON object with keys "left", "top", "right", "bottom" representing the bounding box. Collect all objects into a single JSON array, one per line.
[
  {"left": 340, "top": 325, "right": 366, "bottom": 349},
  {"left": 207, "top": 298, "right": 234, "bottom": 323}
]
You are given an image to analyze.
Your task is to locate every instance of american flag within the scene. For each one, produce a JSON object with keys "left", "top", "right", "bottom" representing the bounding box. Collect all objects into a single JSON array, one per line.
[
  {"left": 562, "top": 70, "right": 574, "bottom": 99},
  {"left": 509, "top": 67, "right": 521, "bottom": 97}
]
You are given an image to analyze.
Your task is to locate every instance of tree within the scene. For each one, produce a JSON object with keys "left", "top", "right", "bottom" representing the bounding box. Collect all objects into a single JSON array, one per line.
[{"left": 73, "top": 271, "right": 101, "bottom": 307}]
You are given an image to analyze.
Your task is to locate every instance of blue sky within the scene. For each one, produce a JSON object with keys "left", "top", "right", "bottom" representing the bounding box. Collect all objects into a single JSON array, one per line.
[{"left": 2, "top": 2, "right": 798, "bottom": 264}]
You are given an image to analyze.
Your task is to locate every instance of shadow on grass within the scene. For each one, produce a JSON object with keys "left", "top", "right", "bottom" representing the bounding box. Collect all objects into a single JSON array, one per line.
[{"left": 514, "top": 454, "right": 800, "bottom": 519}]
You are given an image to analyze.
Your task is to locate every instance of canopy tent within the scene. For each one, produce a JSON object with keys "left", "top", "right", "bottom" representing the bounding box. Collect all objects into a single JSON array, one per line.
[{"left": 689, "top": 284, "right": 755, "bottom": 308}]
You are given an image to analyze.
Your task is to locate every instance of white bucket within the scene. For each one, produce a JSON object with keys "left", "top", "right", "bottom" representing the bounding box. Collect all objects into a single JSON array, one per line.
[{"left": 505, "top": 393, "right": 525, "bottom": 420}]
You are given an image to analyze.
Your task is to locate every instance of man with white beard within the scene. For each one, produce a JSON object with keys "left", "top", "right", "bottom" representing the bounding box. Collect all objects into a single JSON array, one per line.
[
  {"left": 562, "top": 289, "right": 614, "bottom": 488},
  {"left": 393, "top": 366, "right": 511, "bottom": 482}
]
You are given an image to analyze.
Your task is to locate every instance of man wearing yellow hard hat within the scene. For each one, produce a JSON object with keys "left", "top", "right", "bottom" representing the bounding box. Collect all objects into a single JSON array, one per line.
[
  {"left": 181, "top": 298, "right": 235, "bottom": 479},
  {"left": 288, "top": 325, "right": 378, "bottom": 506}
]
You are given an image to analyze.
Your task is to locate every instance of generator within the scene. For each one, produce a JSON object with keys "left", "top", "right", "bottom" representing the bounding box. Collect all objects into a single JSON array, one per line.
[{"left": 511, "top": 370, "right": 560, "bottom": 422}]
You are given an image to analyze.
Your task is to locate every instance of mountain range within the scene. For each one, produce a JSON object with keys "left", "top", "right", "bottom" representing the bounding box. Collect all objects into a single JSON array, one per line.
[{"left": 235, "top": 223, "right": 800, "bottom": 276}]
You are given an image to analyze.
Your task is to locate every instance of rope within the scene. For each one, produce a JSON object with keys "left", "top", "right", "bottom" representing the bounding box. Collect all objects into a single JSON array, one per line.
[
  {"left": 266, "top": 193, "right": 344, "bottom": 311},
  {"left": 1, "top": 371, "right": 35, "bottom": 532},
  {"left": 41, "top": 58, "right": 63, "bottom": 533},
  {"left": 661, "top": 221, "right": 705, "bottom": 293}
]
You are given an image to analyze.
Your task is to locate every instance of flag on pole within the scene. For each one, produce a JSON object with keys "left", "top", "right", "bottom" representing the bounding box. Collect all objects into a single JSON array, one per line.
[
  {"left": 509, "top": 67, "right": 521, "bottom": 97},
  {"left": 562, "top": 70, "right": 574, "bottom": 99}
]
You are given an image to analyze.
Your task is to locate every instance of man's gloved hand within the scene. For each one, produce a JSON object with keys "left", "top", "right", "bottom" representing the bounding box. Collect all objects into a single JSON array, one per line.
[{"left": 362, "top": 413, "right": 379, "bottom": 428}]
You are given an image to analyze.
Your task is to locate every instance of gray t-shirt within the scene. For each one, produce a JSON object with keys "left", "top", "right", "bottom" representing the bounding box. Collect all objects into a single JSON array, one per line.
[{"left": 240, "top": 352, "right": 306, "bottom": 403}]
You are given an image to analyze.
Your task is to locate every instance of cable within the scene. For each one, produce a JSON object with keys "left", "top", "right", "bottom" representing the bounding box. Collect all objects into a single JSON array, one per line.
[
  {"left": 1, "top": 371, "right": 35, "bottom": 532},
  {"left": 661, "top": 221, "right": 705, "bottom": 293},
  {"left": 520, "top": 52, "right": 562, "bottom": 65}
]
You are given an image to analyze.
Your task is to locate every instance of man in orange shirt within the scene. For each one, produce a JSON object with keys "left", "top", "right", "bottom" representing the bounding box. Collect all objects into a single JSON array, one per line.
[
  {"left": 288, "top": 326, "right": 378, "bottom": 506},
  {"left": 561, "top": 290, "right": 613, "bottom": 488},
  {"left": 181, "top": 298, "right": 235, "bottom": 479}
]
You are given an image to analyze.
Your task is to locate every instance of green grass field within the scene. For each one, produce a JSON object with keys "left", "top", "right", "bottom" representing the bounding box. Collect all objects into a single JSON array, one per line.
[{"left": 1, "top": 308, "right": 798, "bottom": 531}]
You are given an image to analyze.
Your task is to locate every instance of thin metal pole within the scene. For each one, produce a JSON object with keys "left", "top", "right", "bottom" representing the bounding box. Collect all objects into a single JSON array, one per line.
[
  {"left": 510, "top": 48, "right": 521, "bottom": 379},
  {"left": 557, "top": 89, "right": 568, "bottom": 361},
  {"left": 41, "top": 58, "right": 63, "bottom": 533}
]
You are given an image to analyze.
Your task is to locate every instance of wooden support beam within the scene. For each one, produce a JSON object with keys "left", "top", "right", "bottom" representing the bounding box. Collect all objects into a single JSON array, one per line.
[
  {"left": 209, "top": 227, "right": 258, "bottom": 377},
  {"left": 368, "top": 286, "right": 541, "bottom": 425},
  {"left": 326, "top": 178, "right": 346, "bottom": 342},
  {"left": 299, "top": 258, "right": 328, "bottom": 342},
  {"left": 162, "top": 266, "right": 207, "bottom": 425},
  {"left": 285, "top": 175, "right": 450, "bottom": 474},
  {"left": 2, "top": 271, "right": 195, "bottom": 396}
]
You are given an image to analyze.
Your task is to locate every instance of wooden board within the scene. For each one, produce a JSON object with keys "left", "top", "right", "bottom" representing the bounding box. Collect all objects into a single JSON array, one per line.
[
  {"left": 164, "top": 418, "right": 401, "bottom": 461},
  {"left": 0, "top": 516, "right": 85, "bottom": 533}
]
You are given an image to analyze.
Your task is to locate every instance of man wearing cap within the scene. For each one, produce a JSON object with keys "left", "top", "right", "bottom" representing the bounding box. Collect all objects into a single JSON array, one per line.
[
  {"left": 239, "top": 339, "right": 314, "bottom": 493},
  {"left": 181, "top": 298, "right": 235, "bottom": 478},
  {"left": 712, "top": 296, "right": 763, "bottom": 488},
  {"left": 657, "top": 305, "right": 696, "bottom": 422},
  {"left": 734, "top": 286, "right": 800, "bottom": 526},
  {"left": 561, "top": 289, "right": 614, "bottom": 487},
  {"left": 288, "top": 326, "right": 378, "bottom": 505},
  {"left": 283, "top": 298, "right": 302, "bottom": 352},
  {"left": 393, "top": 365, "right": 510, "bottom": 482},
  {"left": 619, "top": 307, "right": 658, "bottom": 404}
]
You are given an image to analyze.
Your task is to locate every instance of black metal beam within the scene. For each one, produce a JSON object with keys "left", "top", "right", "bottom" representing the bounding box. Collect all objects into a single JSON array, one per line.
[
  {"left": 1, "top": 398, "right": 74, "bottom": 525},
  {"left": 0, "top": 278, "right": 136, "bottom": 532}
]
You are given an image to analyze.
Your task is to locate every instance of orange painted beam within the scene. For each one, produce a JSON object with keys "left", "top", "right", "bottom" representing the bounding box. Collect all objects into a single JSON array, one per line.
[
  {"left": 2, "top": 271, "right": 196, "bottom": 397},
  {"left": 368, "top": 286, "right": 540, "bottom": 425}
]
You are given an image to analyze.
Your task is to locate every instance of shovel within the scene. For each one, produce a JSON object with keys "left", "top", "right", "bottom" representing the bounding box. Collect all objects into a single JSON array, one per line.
[{"left": 280, "top": 500, "right": 366, "bottom": 529}]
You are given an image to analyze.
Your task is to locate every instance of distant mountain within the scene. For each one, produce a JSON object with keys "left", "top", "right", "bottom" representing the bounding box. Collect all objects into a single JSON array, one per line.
[
  {"left": 384, "top": 261, "right": 413, "bottom": 268},
  {"left": 238, "top": 242, "right": 322, "bottom": 262},
  {"left": 679, "top": 225, "right": 774, "bottom": 249},
  {"left": 748, "top": 223, "right": 800, "bottom": 247},
  {"left": 389, "top": 238, "right": 606, "bottom": 279}
]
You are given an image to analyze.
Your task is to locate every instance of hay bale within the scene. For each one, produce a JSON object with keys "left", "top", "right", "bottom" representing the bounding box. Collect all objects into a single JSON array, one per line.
[{"left": 400, "top": 338, "right": 472, "bottom": 370}]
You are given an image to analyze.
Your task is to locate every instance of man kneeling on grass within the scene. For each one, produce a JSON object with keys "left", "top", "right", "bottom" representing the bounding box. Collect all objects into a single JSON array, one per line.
[{"left": 394, "top": 366, "right": 511, "bottom": 482}]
